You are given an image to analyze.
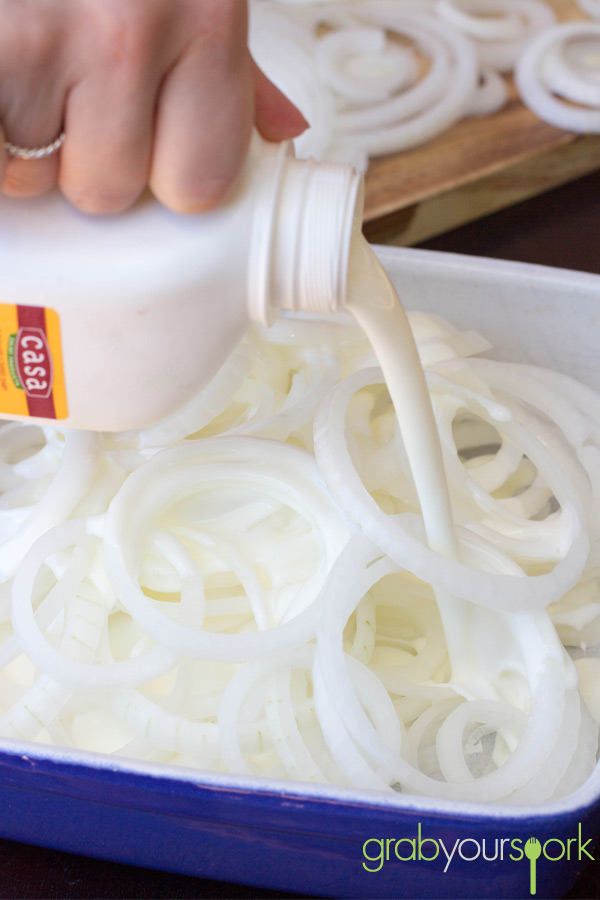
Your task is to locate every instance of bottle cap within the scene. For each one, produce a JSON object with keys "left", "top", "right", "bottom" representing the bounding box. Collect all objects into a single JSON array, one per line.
[{"left": 248, "top": 142, "right": 363, "bottom": 324}]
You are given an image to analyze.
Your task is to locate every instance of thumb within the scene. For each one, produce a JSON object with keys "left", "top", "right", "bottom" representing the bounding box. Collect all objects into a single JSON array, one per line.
[{"left": 252, "top": 61, "right": 308, "bottom": 142}]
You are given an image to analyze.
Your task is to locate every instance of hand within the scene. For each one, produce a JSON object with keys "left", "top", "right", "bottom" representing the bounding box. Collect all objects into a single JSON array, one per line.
[{"left": 0, "top": 0, "right": 306, "bottom": 213}]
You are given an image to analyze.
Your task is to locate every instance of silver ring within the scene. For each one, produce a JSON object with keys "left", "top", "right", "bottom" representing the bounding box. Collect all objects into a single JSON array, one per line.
[{"left": 3, "top": 131, "right": 65, "bottom": 160}]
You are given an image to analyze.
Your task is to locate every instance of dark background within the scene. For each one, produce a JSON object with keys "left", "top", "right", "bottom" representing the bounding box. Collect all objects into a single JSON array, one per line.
[{"left": 1, "top": 170, "right": 600, "bottom": 899}]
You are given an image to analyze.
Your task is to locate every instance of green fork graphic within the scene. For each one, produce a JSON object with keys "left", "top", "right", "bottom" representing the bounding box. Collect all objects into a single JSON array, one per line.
[{"left": 524, "top": 837, "right": 542, "bottom": 895}]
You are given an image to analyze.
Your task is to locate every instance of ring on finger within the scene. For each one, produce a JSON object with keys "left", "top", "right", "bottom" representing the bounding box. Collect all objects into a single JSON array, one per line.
[{"left": 3, "top": 131, "right": 65, "bottom": 160}]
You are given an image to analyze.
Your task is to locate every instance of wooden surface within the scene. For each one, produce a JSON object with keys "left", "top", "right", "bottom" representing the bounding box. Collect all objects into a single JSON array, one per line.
[{"left": 363, "top": 0, "right": 600, "bottom": 246}]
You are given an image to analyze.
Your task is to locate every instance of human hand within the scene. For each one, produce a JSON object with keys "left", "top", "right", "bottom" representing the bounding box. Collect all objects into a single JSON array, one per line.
[{"left": 0, "top": 0, "right": 306, "bottom": 213}]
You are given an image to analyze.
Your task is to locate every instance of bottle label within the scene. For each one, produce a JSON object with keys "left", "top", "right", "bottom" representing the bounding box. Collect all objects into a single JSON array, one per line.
[{"left": 0, "top": 304, "right": 68, "bottom": 420}]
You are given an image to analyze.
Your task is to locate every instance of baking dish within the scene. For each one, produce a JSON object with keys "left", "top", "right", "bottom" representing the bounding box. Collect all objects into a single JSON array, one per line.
[{"left": 1, "top": 245, "right": 599, "bottom": 900}]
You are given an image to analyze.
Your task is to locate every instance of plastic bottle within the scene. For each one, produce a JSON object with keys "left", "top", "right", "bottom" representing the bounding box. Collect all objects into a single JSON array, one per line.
[{"left": 0, "top": 136, "right": 362, "bottom": 431}]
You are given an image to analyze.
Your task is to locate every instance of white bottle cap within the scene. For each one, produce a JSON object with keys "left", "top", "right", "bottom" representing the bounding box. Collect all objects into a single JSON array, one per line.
[{"left": 248, "top": 142, "right": 363, "bottom": 325}]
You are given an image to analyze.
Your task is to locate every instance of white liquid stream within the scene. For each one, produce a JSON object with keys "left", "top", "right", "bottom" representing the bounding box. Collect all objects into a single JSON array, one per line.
[{"left": 346, "top": 237, "right": 482, "bottom": 690}]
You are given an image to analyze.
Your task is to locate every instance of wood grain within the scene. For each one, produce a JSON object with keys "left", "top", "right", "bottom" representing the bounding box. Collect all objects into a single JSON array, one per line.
[{"left": 362, "top": 0, "right": 600, "bottom": 244}]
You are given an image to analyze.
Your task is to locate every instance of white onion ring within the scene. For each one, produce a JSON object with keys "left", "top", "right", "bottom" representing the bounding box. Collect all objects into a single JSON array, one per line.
[
  {"left": 331, "top": 12, "right": 478, "bottom": 155},
  {"left": 314, "top": 535, "right": 573, "bottom": 801},
  {"left": 334, "top": 21, "right": 453, "bottom": 133},
  {"left": 10, "top": 519, "right": 179, "bottom": 688},
  {"left": 0, "top": 431, "right": 100, "bottom": 579},
  {"left": 103, "top": 437, "right": 349, "bottom": 663},
  {"left": 435, "top": 0, "right": 524, "bottom": 40},
  {"left": 540, "top": 34, "right": 600, "bottom": 107},
  {"left": 313, "top": 367, "right": 589, "bottom": 612},
  {"left": 464, "top": 0, "right": 557, "bottom": 73},
  {"left": 316, "top": 26, "right": 419, "bottom": 103},
  {"left": 516, "top": 22, "right": 600, "bottom": 132},
  {"left": 218, "top": 645, "right": 321, "bottom": 778}
]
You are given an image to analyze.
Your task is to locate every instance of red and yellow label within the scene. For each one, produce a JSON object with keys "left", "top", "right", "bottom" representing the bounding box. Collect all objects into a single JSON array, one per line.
[{"left": 0, "top": 304, "right": 68, "bottom": 420}]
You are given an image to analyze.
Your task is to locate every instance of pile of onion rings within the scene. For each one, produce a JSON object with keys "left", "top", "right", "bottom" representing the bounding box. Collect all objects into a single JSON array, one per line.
[
  {"left": 249, "top": 0, "right": 600, "bottom": 169},
  {"left": 0, "top": 309, "right": 598, "bottom": 804}
]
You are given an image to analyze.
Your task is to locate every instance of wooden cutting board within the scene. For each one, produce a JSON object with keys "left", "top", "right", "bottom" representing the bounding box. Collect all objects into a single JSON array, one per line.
[{"left": 362, "top": 0, "right": 600, "bottom": 245}]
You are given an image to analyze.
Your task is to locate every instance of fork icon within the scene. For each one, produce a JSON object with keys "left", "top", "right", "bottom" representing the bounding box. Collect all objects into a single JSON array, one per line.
[{"left": 524, "top": 837, "right": 542, "bottom": 895}]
